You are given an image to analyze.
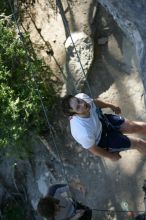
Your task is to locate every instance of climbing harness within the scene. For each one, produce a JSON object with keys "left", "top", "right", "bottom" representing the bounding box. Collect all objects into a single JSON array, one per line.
[{"left": 96, "top": 107, "right": 115, "bottom": 131}]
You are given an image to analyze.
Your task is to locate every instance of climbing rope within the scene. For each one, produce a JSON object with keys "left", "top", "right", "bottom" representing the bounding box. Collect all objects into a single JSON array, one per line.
[
  {"left": 7, "top": 0, "right": 73, "bottom": 197},
  {"left": 55, "top": 1, "right": 146, "bottom": 216},
  {"left": 56, "top": 0, "right": 93, "bottom": 97},
  {"left": 6, "top": 0, "right": 145, "bottom": 217},
  {"left": 22, "top": 1, "right": 73, "bottom": 94}
]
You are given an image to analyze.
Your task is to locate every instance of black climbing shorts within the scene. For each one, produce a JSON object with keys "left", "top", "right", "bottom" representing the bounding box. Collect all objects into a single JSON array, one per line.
[
  {"left": 75, "top": 202, "right": 92, "bottom": 220},
  {"left": 98, "top": 114, "right": 131, "bottom": 152}
]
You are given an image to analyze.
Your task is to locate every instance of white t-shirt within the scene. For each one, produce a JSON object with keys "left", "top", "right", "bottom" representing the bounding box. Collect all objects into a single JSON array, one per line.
[{"left": 70, "top": 93, "right": 102, "bottom": 149}]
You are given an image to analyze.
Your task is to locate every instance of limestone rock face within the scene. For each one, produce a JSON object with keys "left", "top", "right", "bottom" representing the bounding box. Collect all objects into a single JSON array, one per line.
[
  {"left": 62, "top": 32, "right": 94, "bottom": 96},
  {"left": 97, "top": 0, "right": 146, "bottom": 101}
]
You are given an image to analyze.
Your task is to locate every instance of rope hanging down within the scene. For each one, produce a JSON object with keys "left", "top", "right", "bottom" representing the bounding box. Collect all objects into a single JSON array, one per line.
[
  {"left": 55, "top": 1, "right": 146, "bottom": 216},
  {"left": 7, "top": 0, "right": 146, "bottom": 216},
  {"left": 7, "top": 0, "right": 73, "bottom": 197},
  {"left": 56, "top": 0, "right": 93, "bottom": 98}
]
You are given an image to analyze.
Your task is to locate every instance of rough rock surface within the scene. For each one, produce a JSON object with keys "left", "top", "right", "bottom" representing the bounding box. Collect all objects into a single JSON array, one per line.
[
  {"left": 97, "top": 0, "right": 146, "bottom": 102},
  {"left": 1, "top": 1, "right": 146, "bottom": 220},
  {"left": 62, "top": 32, "right": 94, "bottom": 95}
]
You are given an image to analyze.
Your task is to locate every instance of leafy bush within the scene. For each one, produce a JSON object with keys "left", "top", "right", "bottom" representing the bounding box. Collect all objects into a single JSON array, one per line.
[
  {"left": 0, "top": 19, "right": 57, "bottom": 148},
  {"left": 0, "top": 0, "right": 12, "bottom": 15},
  {"left": 3, "top": 201, "right": 25, "bottom": 220}
]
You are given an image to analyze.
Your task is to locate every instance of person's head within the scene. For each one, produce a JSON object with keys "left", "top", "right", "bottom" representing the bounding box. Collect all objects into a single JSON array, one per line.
[
  {"left": 62, "top": 95, "right": 90, "bottom": 117},
  {"left": 37, "top": 196, "right": 60, "bottom": 219}
]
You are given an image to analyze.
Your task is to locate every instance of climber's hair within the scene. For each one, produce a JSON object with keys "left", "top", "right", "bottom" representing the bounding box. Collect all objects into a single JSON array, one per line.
[
  {"left": 37, "top": 196, "right": 59, "bottom": 219},
  {"left": 61, "top": 95, "right": 76, "bottom": 116}
]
